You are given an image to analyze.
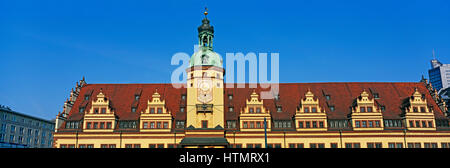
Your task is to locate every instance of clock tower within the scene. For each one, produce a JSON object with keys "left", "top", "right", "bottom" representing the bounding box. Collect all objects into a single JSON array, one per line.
[{"left": 185, "top": 9, "right": 225, "bottom": 130}]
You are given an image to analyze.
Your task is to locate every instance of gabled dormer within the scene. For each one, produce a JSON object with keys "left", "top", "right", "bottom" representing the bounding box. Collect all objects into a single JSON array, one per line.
[
  {"left": 83, "top": 89, "right": 116, "bottom": 132},
  {"left": 402, "top": 88, "right": 436, "bottom": 130},
  {"left": 295, "top": 89, "right": 327, "bottom": 131},
  {"left": 350, "top": 89, "right": 384, "bottom": 130},
  {"left": 239, "top": 90, "right": 271, "bottom": 131},
  {"left": 140, "top": 89, "right": 172, "bottom": 132}
]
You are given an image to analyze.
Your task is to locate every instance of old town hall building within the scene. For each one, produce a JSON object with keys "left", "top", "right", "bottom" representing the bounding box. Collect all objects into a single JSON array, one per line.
[{"left": 53, "top": 12, "right": 450, "bottom": 148}]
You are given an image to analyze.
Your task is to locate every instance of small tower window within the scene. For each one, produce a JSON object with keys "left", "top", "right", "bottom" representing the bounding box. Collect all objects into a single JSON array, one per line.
[
  {"left": 373, "top": 93, "right": 379, "bottom": 99},
  {"left": 277, "top": 106, "right": 282, "bottom": 112},
  {"left": 329, "top": 106, "right": 335, "bottom": 112}
]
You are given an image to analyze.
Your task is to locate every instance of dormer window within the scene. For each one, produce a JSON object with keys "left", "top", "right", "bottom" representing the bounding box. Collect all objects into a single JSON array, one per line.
[
  {"left": 84, "top": 95, "right": 89, "bottom": 101},
  {"left": 135, "top": 95, "right": 140, "bottom": 101},
  {"left": 329, "top": 106, "right": 335, "bottom": 112},
  {"left": 420, "top": 107, "right": 426, "bottom": 113},
  {"left": 367, "top": 107, "right": 373, "bottom": 112},
  {"left": 79, "top": 107, "right": 85, "bottom": 113},
  {"left": 373, "top": 93, "right": 379, "bottom": 99},
  {"left": 157, "top": 108, "right": 163, "bottom": 114},
  {"left": 325, "top": 95, "right": 330, "bottom": 100},
  {"left": 228, "top": 94, "right": 233, "bottom": 100},
  {"left": 380, "top": 106, "right": 386, "bottom": 112},
  {"left": 229, "top": 107, "right": 234, "bottom": 112},
  {"left": 360, "top": 107, "right": 366, "bottom": 112},
  {"left": 94, "top": 108, "right": 99, "bottom": 114},
  {"left": 131, "top": 107, "right": 136, "bottom": 113},
  {"left": 180, "top": 107, "right": 185, "bottom": 112},
  {"left": 277, "top": 106, "right": 282, "bottom": 112},
  {"left": 181, "top": 94, "right": 186, "bottom": 100}
]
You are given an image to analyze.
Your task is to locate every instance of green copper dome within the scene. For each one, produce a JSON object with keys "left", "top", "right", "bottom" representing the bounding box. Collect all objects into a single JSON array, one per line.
[{"left": 190, "top": 47, "right": 223, "bottom": 67}]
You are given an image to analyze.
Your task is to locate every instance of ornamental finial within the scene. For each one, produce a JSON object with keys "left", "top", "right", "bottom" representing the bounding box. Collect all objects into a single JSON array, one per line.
[{"left": 204, "top": 7, "right": 208, "bottom": 16}]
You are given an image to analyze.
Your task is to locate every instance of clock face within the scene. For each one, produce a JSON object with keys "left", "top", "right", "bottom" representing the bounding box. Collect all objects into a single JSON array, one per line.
[{"left": 197, "top": 79, "right": 213, "bottom": 103}]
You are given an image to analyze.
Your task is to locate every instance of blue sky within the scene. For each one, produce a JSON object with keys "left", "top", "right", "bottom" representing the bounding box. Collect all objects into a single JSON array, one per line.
[{"left": 0, "top": 0, "right": 449, "bottom": 120}]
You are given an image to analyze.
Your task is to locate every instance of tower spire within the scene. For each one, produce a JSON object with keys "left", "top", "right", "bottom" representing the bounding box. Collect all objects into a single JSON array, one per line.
[
  {"left": 204, "top": 7, "right": 208, "bottom": 17},
  {"left": 432, "top": 48, "right": 436, "bottom": 60}
]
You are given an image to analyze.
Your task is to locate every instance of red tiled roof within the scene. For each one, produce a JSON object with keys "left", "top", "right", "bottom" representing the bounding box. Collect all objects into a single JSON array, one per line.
[{"left": 64, "top": 82, "right": 446, "bottom": 123}]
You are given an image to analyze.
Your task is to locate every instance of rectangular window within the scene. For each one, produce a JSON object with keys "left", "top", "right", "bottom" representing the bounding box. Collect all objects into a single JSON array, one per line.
[
  {"left": 355, "top": 121, "right": 360, "bottom": 128},
  {"left": 428, "top": 121, "right": 433, "bottom": 128},
  {"left": 420, "top": 107, "right": 426, "bottom": 112},
  {"left": 100, "top": 122, "right": 105, "bottom": 129},
  {"left": 249, "top": 108, "right": 254, "bottom": 113},
  {"left": 143, "top": 122, "right": 148, "bottom": 129},
  {"left": 157, "top": 122, "right": 161, "bottom": 129},
  {"left": 369, "top": 121, "right": 373, "bottom": 128},
  {"left": 93, "top": 122, "right": 98, "bottom": 129},
  {"left": 202, "top": 120, "right": 208, "bottom": 128},
  {"left": 163, "top": 122, "right": 169, "bottom": 129},
  {"left": 312, "top": 121, "right": 317, "bottom": 128},
  {"left": 409, "top": 121, "right": 414, "bottom": 127},
  {"left": 331, "top": 143, "right": 338, "bottom": 148},
  {"left": 150, "top": 122, "right": 155, "bottom": 129},
  {"left": 256, "top": 108, "right": 261, "bottom": 113},
  {"left": 304, "top": 107, "right": 309, "bottom": 113},
  {"left": 310, "top": 143, "right": 317, "bottom": 148},
  {"left": 311, "top": 107, "right": 317, "bottom": 113},
  {"left": 87, "top": 122, "right": 92, "bottom": 129},
  {"left": 367, "top": 107, "right": 373, "bottom": 112},
  {"left": 319, "top": 121, "right": 324, "bottom": 128},
  {"left": 101, "top": 108, "right": 106, "bottom": 114},
  {"left": 362, "top": 121, "right": 367, "bottom": 128},
  {"left": 150, "top": 108, "right": 155, "bottom": 114},
  {"left": 305, "top": 121, "right": 310, "bottom": 128},
  {"left": 298, "top": 121, "right": 303, "bottom": 128},
  {"left": 415, "top": 121, "right": 420, "bottom": 128},
  {"left": 413, "top": 107, "right": 418, "bottom": 112},
  {"left": 289, "top": 144, "right": 296, "bottom": 148},
  {"left": 107, "top": 122, "right": 112, "bottom": 129},
  {"left": 250, "top": 122, "right": 254, "bottom": 128},
  {"left": 157, "top": 108, "right": 163, "bottom": 114},
  {"left": 360, "top": 107, "right": 366, "bottom": 112},
  {"left": 243, "top": 122, "right": 248, "bottom": 128},
  {"left": 375, "top": 121, "right": 380, "bottom": 127}
]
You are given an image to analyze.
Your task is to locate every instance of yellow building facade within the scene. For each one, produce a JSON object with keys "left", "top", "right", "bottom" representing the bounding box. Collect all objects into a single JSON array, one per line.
[{"left": 53, "top": 13, "right": 450, "bottom": 148}]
